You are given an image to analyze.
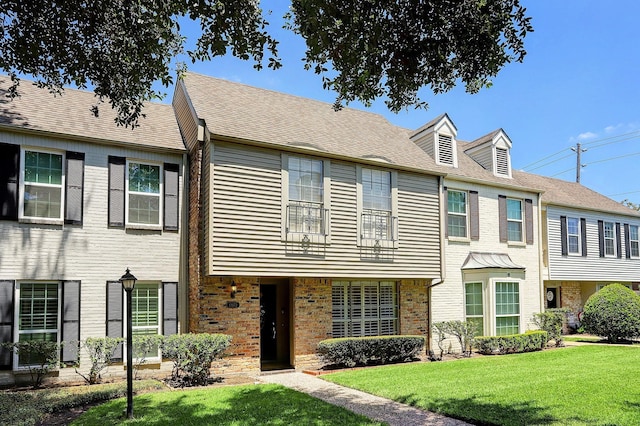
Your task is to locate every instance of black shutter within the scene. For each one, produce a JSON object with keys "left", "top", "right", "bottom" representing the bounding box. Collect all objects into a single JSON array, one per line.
[
  {"left": 560, "top": 216, "right": 568, "bottom": 256},
  {"left": 625, "top": 223, "right": 631, "bottom": 259},
  {"left": 162, "top": 282, "right": 178, "bottom": 336},
  {"left": 0, "top": 143, "right": 19, "bottom": 220},
  {"left": 443, "top": 187, "right": 448, "bottom": 238},
  {"left": 65, "top": 151, "right": 85, "bottom": 225},
  {"left": 163, "top": 163, "right": 179, "bottom": 231},
  {"left": 108, "top": 156, "right": 126, "bottom": 227},
  {"left": 61, "top": 281, "right": 81, "bottom": 364},
  {"left": 580, "top": 218, "right": 587, "bottom": 257},
  {"left": 106, "top": 281, "right": 123, "bottom": 360},
  {"left": 525, "top": 199, "right": 534, "bottom": 245},
  {"left": 616, "top": 223, "right": 622, "bottom": 259},
  {"left": 498, "top": 195, "right": 507, "bottom": 242},
  {"left": 469, "top": 191, "right": 479, "bottom": 241},
  {"left": 598, "top": 220, "right": 605, "bottom": 257},
  {"left": 0, "top": 280, "right": 14, "bottom": 368}
]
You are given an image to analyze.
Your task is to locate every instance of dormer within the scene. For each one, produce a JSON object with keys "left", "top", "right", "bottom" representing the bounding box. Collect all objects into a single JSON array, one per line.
[
  {"left": 410, "top": 113, "right": 458, "bottom": 167},
  {"left": 464, "top": 129, "right": 513, "bottom": 178}
]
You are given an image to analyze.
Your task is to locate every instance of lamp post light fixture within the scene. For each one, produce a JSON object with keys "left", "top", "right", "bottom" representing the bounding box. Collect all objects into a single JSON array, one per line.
[{"left": 119, "top": 268, "right": 137, "bottom": 419}]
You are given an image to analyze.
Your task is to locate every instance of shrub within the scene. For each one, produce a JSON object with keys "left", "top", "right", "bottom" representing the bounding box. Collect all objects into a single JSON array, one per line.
[
  {"left": 76, "top": 337, "right": 123, "bottom": 384},
  {"left": 132, "top": 334, "right": 163, "bottom": 379},
  {"left": 317, "top": 335, "right": 425, "bottom": 368},
  {"left": 161, "top": 333, "right": 232, "bottom": 386},
  {"left": 532, "top": 308, "right": 569, "bottom": 347},
  {"left": 581, "top": 284, "right": 640, "bottom": 343},
  {"left": 475, "top": 331, "right": 547, "bottom": 355},
  {"left": 2, "top": 340, "right": 60, "bottom": 388},
  {"left": 431, "top": 320, "right": 477, "bottom": 357}
]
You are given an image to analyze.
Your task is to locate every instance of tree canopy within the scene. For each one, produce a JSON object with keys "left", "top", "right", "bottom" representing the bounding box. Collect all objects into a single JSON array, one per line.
[{"left": 0, "top": 0, "right": 532, "bottom": 126}]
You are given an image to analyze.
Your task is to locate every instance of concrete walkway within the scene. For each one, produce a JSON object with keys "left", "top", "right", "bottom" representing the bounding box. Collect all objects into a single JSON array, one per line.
[{"left": 258, "top": 371, "right": 472, "bottom": 426}]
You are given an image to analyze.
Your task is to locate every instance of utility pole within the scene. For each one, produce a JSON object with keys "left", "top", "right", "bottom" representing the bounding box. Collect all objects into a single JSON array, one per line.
[{"left": 571, "top": 143, "right": 587, "bottom": 183}]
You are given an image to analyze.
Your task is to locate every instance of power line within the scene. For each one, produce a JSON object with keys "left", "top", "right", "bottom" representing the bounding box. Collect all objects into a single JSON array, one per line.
[
  {"left": 586, "top": 150, "right": 640, "bottom": 166},
  {"left": 550, "top": 167, "right": 575, "bottom": 178},
  {"left": 524, "top": 152, "right": 574, "bottom": 172}
]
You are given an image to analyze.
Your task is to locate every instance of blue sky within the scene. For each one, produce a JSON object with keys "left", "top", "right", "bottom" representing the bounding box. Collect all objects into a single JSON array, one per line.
[{"left": 174, "top": 0, "right": 640, "bottom": 204}]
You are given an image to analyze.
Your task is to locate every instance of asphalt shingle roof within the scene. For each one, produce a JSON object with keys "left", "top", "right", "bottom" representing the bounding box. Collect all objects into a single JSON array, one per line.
[{"left": 0, "top": 76, "right": 184, "bottom": 152}]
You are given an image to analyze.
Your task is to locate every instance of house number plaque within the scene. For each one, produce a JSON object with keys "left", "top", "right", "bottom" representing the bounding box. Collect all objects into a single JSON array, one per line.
[{"left": 226, "top": 301, "right": 240, "bottom": 308}]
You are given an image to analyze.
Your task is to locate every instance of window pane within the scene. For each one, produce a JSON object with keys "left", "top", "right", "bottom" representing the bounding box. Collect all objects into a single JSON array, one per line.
[
  {"left": 24, "top": 185, "right": 62, "bottom": 218},
  {"left": 496, "top": 282, "right": 519, "bottom": 316},
  {"left": 496, "top": 316, "right": 519, "bottom": 336},
  {"left": 506, "top": 199, "right": 522, "bottom": 220},
  {"left": 507, "top": 221, "right": 522, "bottom": 242},
  {"left": 24, "top": 151, "right": 63, "bottom": 185},
  {"left": 22, "top": 151, "right": 64, "bottom": 219},
  {"left": 129, "top": 163, "right": 160, "bottom": 194},
  {"left": 132, "top": 284, "right": 159, "bottom": 327},
  {"left": 363, "top": 169, "right": 391, "bottom": 212},
  {"left": 465, "top": 283, "right": 483, "bottom": 316},
  {"left": 448, "top": 215, "right": 467, "bottom": 238},
  {"left": 288, "top": 157, "right": 323, "bottom": 203},
  {"left": 129, "top": 194, "right": 160, "bottom": 225},
  {"left": 18, "top": 282, "right": 59, "bottom": 365},
  {"left": 448, "top": 191, "right": 466, "bottom": 214}
]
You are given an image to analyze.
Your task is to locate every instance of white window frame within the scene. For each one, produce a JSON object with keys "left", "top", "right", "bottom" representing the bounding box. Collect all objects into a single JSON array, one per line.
[
  {"left": 356, "top": 166, "right": 398, "bottom": 248},
  {"left": 123, "top": 282, "right": 163, "bottom": 362},
  {"left": 125, "top": 159, "right": 163, "bottom": 230},
  {"left": 630, "top": 225, "right": 639, "bottom": 258},
  {"left": 447, "top": 189, "right": 468, "bottom": 239},
  {"left": 567, "top": 217, "right": 581, "bottom": 255},
  {"left": 494, "top": 281, "right": 521, "bottom": 336},
  {"left": 604, "top": 221, "right": 616, "bottom": 257},
  {"left": 464, "top": 282, "right": 484, "bottom": 336},
  {"left": 18, "top": 147, "right": 65, "bottom": 224},
  {"left": 506, "top": 198, "right": 523, "bottom": 242},
  {"left": 13, "top": 281, "right": 62, "bottom": 369}
]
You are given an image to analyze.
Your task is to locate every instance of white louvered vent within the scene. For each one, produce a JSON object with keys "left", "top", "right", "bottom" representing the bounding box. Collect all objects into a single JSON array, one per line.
[
  {"left": 496, "top": 147, "right": 510, "bottom": 176},
  {"left": 438, "top": 134, "right": 454, "bottom": 165}
]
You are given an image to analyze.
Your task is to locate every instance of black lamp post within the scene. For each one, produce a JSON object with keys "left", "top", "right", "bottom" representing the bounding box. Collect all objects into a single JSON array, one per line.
[{"left": 119, "top": 268, "right": 137, "bottom": 419}]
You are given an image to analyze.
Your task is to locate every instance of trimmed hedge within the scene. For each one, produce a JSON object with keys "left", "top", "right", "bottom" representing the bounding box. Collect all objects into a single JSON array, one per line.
[
  {"left": 317, "top": 335, "right": 425, "bottom": 368},
  {"left": 475, "top": 330, "right": 547, "bottom": 355},
  {"left": 581, "top": 283, "right": 640, "bottom": 343}
]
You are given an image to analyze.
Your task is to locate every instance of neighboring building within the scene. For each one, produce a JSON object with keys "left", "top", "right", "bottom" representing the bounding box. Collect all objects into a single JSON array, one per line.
[
  {"left": 173, "top": 73, "right": 451, "bottom": 372},
  {"left": 523, "top": 173, "right": 640, "bottom": 330},
  {"left": 412, "top": 115, "right": 543, "bottom": 351},
  {"left": 0, "top": 77, "right": 187, "bottom": 385}
]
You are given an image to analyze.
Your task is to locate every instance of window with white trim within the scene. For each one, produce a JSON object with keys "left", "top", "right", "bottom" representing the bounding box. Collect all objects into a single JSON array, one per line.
[
  {"left": 362, "top": 168, "right": 392, "bottom": 240},
  {"left": 288, "top": 156, "right": 325, "bottom": 235},
  {"left": 567, "top": 217, "right": 581, "bottom": 254},
  {"left": 604, "top": 221, "right": 616, "bottom": 256},
  {"left": 332, "top": 281, "right": 397, "bottom": 338},
  {"left": 506, "top": 198, "right": 523, "bottom": 242},
  {"left": 465, "top": 282, "right": 484, "bottom": 336},
  {"left": 126, "top": 161, "right": 162, "bottom": 226},
  {"left": 495, "top": 281, "right": 520, "bottom": 336},
  {"left": 20, "top": 149, "right": 64, "bottom": 220},
  {"left": 131, "top": 283, "right": 161, "bottom": 359},
  {"left": 630, "top": 225, "right": 639, "bottom": 258},
  {"left": 15, "top": 282, "right": 60, "bottom": 366},
  {"left": 448, "top": 190, "right": 467, "bottom": 238}
]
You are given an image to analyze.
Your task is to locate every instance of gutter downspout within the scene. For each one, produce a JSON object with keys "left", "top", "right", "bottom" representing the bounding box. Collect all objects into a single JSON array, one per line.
[
  {"left": 179, "top": 152, "right": 189, "bottom": 333},
  {"left": 537, "top": 192, "right": 546, "bottom": 315}
]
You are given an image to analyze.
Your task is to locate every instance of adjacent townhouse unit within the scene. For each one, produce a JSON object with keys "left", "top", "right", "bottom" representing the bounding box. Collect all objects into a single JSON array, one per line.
[
  {"left": 524, "top": 173, "right": 640, "bottom": 330},
  {"left": 0, "top": 78, "right": 187, "bottom": 385},
  {"left": 411, "top": 115, "right": 543, "bottom": 351},
  {"left": 173, "top": 73, "right": 452, "bottom": 372}
]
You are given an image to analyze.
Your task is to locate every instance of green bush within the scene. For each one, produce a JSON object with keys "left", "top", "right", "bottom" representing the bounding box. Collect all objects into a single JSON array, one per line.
[
  {"left": 581, "top": 284, "right": 640, "bottom": 343},
  {"left": 161, "top": 333, "right": 232, "bottom": 386},
  {"left": 132, "top": 333, "right": 163, "bottom": 379},
  {"left": 431, "top": 320, "right": 477, "bottom": 357},
  {"left": 475, "top": 331, "right": 547, "bottom": 355},
  {"left": 532, "top": 308, "right": 569, "bottom": 347},
  {"left": 1, "top": 340, "right": 60, "bottom": 388},
  {"left": 76, "top": 337, "right": 123, "bottom": 384},
  {"left": 317, "top": 335, "right": 425, "bottom": 368}
]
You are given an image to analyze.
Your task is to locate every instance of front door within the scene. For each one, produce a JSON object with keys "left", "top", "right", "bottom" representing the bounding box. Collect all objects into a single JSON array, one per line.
[
  {"left": 260, "top": 280, "right": 291, "bottom": 370},
  {"left": 546, "top": 287, "right": 558, "bottom": 309}
]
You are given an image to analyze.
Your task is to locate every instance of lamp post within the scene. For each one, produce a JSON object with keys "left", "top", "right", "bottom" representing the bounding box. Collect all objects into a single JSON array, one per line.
[{"left": 119, "top": 268, "right": 137, "bottom": 419}]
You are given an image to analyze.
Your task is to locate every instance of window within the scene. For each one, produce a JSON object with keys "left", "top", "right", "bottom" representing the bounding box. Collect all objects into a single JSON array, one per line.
[
  {"left": 20, "top": 149, "right": 64, "bottom": 220},
  {"left": 332, "top": 281, "right": 397, "bottom": 338},
  {"left": 131, "top": 284, "right": 161, "bottom": 359},
  {"left": 16, "top": 282, "right": 60, "bottom": 366},
  {"left": 448, "top": 190, "right": 467, "bottom": 238},
  {"left": 604, "top": 221, "right": 615, "bottom": 256},
  {"left": 495, "top": 282, "right": 519, "bottom": 336},
  {"left": 127, "top": 161, "right": 162, "bottom": 226},
  {"left": 288, "top": 156, "right": 325, "bottom": 235},
  {"left": 567, "top": 217, "right": 581, "bottom": 254},
  {"left": 630, "top": 225, "right": 639, "bottom": 257},
  {"left": 465, "top": 282, "right": 484, "bottom": 335},
  {"left": 506, "top": 199, "right": 523, "bottom": 242},
  {"left": 362, "top": 168, "right": 392, "bottom": 240}
]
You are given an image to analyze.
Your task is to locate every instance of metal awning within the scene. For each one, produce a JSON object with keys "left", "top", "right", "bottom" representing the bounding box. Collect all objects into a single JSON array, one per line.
[{"left": 461, "top": 252, "right": 525, "bottom": 270}]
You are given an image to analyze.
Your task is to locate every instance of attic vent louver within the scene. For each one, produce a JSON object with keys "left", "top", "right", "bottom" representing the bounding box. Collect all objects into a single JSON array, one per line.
[
  {"left": 496, "top": 147, "right": 509, "bottom": 175},
  {"left": 438, "top": 134, "right": 454, "bottom": 165}
]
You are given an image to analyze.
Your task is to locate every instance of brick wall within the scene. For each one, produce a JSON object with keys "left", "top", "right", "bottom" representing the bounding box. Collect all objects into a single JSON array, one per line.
[
  {"left": 399, "top": 279, "right": 430, "bottom": 337},
  {"left": 187, "top": 140, "right": 203, "bottom": 333},
  {"left": 560, "top": 281, "right": 583, "bottom": 331},
  {"left": 292, "top": 277, "right": 333, "bottom": 368}
]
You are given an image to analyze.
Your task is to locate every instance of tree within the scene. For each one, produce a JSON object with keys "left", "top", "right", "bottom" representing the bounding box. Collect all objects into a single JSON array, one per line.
[
  {"left": 621, "top": 199, "right": 640, "bottom": 211},
  {"left": 1, "top": 1, "right": 531, "bottom": 126}
]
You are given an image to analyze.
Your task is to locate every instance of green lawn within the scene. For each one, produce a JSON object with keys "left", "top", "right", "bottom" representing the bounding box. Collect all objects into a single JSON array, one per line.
[
  {"left": 324, "top": 345, "right": 640, "bottom": 425},
  {"left": 73, "top": 383, "right": 383, "bottom": 425}
]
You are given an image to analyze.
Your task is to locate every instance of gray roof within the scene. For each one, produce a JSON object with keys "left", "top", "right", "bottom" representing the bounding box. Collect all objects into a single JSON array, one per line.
[
  {"left": 463, "top": 129, "right": 504, "bottom": 152},
  {"left": 0, "top": 76, "right": 185, "bottom": 152},
  {"left": 180, "top": 73, "right": 446, "bottom": 173}
]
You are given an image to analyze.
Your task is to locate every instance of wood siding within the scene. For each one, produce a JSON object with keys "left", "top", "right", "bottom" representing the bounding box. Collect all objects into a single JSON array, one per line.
[
  {"left": 208, "top": 142, "right": 441, "bottom": 278},
  {"left": 546, "top": 206, "right": 640, "bottom": 281},
  {"left": 469, "top": 145, "right": 493, "bottom": 171}
]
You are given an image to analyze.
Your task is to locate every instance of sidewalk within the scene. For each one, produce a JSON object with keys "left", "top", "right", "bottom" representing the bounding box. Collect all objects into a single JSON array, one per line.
[{"left": 258, "top": 371, "right": 472, "bottom": 426}]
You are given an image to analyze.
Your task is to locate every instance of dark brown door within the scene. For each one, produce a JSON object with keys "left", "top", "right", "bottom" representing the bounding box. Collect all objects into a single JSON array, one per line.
[{"left": 260, "top": 280, "right": 290, "bottom": 369}]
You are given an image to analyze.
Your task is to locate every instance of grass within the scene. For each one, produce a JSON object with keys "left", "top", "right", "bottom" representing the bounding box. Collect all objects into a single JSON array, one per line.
[
  {"left": 72, "top": 384, "right": 383, "bottom": 425},
  {"left": 324, "top": 345, "right": 640, "bottom": 425},
  {"left": 563, "top": 335, "right": 607, "bottom": 343},
  {"left": 0, "top": 379, "right": 165, "bottom": 426}
]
